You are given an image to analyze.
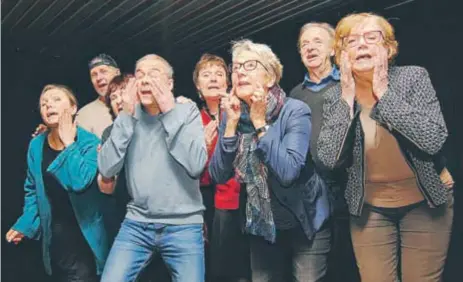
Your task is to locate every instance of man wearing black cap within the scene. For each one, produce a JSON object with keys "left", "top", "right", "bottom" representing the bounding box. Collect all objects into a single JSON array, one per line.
[{"left": 76, "top": 53, "right": 120, "bottom": 138}]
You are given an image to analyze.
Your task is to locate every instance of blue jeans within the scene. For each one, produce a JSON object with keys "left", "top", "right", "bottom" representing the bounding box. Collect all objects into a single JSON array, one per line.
[{"left": 101, "top": 218, "right": 204, "bottom": 282}]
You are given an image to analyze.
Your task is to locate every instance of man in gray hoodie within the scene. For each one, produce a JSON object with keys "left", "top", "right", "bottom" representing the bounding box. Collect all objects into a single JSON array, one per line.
[{"left": 98, "top": 54, "right": 207, "bottom": 282}]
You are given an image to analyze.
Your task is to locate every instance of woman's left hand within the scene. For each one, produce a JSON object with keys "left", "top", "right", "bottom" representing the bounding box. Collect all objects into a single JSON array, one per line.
[
  {"left": 58, "top": 109, "right": 77, "bottom": 147},
  {"left": 440, "top": 167, "right": 455, "bottom": 189},
  {"left": 250, "top": 82, "right": 268, "bottom": 129},
  {"left": 373, "top": 47, "right": 389, "bottom": 100}
]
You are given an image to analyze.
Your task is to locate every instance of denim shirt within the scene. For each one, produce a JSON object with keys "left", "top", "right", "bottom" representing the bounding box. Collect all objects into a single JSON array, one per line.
[
  {"left": 209, "top": 98, "right": 331, "bottom": 240},
  {"left": 303, "top": 66, "right": 340, "bottom": 92}
]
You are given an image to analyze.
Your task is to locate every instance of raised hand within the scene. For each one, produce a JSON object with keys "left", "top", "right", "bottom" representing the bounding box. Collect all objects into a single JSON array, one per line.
[
  {"left": 219, "top": 86, "right": 241, "bottom": 123},
  {"left": 204, "top": 120, "right": 218, "bottom": 149},
  {"left": 58, "top": 109, "right": 77, "bottom": 147},
  {"left": 6, "top": 229, "right": 25, "bottom": 245},
  {"left": 149, "top": 77, "right": 175, "bottom": 113},
  {"left": 124, "top": 77, "right": 139, "bottom": 103},
  {"left": 372, "top": 47, "right": 389, "bottom": 100},
  {"left": 121, "top": 79, "right": 138, "bottom": 116},
  {"left": 340, "top": 51, "right": 355, "bottom": 115},
  {"left": 32, "top": 123, "right": 48, "bottom": 138},
  {"left": 250, "top": 82, "right": 267, "bottom": 129}
]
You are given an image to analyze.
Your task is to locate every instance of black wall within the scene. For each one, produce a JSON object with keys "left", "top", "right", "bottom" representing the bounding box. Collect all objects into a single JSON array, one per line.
[{"left": 2, "top": 1, "right": 462, "bottom": 281}]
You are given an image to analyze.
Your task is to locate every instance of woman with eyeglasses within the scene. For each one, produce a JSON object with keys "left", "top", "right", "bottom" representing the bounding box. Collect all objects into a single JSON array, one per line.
[
  {"left": 209, "top": 39, "right": 331, "bottom": 282},
  {"left": 316, "top": 13, "right": 453, "bottom": 282}
]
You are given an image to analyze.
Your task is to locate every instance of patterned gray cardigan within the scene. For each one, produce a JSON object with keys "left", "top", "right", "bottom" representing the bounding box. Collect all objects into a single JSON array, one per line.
[{"left": 316, "top": 65, "right": 449, "bottom": 216}]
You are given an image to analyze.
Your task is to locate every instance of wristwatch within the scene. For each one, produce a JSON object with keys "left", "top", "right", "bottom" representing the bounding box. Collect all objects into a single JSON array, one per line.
[{"left": 256, "top": 124, "right": 269, "bottom": 135}]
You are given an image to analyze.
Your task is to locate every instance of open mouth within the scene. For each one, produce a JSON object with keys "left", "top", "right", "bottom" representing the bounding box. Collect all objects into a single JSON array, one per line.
[
  {"left": 140, "top": 89, "right": 152, "bottom": 96},
  {"left": 238, "top": 81, "right": 251, "bottom": 87},
  {"left": 356, "top": 54, "right": 372, "bottom": 61},
  {"left": 307, "top": 54, "right": 318, "bottom": 60},
  {"left": 97, "top": 82, "right": 108, "bottom": 89},
  {"left": 46, "top": 112, "right": 58, "bottom": 118}
]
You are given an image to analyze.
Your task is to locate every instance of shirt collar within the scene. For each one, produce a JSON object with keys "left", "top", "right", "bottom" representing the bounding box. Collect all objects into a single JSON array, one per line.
[{"left": 303, "top": 65, "right": 340, "bottom": 88}]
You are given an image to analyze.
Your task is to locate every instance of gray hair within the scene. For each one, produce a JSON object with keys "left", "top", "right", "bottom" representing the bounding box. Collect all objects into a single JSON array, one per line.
[
  {"left": 135, "top": 54, "right": 174, "bottom": 78},
  {"left": 231, "top": 39, "right": 283, "bottom": 85},
  {"left": 297, "top": 22, "right": 335, "bottom": 51}
]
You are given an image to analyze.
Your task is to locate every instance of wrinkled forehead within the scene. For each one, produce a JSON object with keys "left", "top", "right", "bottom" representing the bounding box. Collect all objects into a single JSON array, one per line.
[
  {"left": 350, "top": 17, "right": 382, "bottom": 35},
  {"left": 301, "top": 26, "right": 332, "bottom": 41},
  {"left": 233, "top": 50, "right": 260, "bottom": 63},
  {"left": 90, "top": 64, "right": 115, "bottom": 75},
  {"left": 199, "top": 63, "right": 227, "bottom": 74},
  {"left": 136, "top": 58, "right": 168, "bottom": 73}
]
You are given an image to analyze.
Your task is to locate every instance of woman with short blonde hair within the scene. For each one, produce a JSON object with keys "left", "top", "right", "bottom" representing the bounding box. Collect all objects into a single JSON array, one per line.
[{"left": 317, "top": 12, "right": 453, "bottom": 282}]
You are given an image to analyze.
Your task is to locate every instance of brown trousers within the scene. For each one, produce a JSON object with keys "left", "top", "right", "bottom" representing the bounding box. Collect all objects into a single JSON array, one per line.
[{"left": 350, "top": 194, "right": 453, "bottom": 282}]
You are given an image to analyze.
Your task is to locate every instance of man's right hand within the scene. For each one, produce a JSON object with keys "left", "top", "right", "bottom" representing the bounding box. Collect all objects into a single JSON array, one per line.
[{"left": 32, "top": 124, "right": 48, "bottom": 138}]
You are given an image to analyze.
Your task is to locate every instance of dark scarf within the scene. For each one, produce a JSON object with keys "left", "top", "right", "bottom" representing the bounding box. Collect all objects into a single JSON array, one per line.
[{"left": 233, "top": 85, "right": 286, "bottom": 243}]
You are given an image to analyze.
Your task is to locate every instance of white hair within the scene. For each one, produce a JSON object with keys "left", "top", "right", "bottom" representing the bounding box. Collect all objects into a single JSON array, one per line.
[{"left": 231, "top": 39, "right": 283, "bottom": 85}]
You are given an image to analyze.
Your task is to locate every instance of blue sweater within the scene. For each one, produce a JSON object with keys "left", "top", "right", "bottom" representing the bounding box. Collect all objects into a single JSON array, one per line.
[
  {"left": 209, "top": 98, "right": 331, "bottom": 240},
  {"left": 12, "top": 127, "right": 112, "bottom": 275}
]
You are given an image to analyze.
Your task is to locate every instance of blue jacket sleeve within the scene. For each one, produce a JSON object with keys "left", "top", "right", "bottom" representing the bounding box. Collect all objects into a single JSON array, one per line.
[
  {"left": 209, "top": 115, "right": 239, "bottom": 184},
  {"left": 255, "top": 101, "right": 311, "bottom": 187},
  {"left": 12, "top": 144, "right": 41, "bottom": 240},
  {"left": 48, "top": 133, "right": 99, "bottom": 193}
]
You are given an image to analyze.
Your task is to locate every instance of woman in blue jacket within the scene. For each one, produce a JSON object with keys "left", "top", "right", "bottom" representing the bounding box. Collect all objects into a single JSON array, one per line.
[
  {"left": 209, "top": 39, "right": 331, "bottom": 282},
  {"left": 6, "top": 84, "right": 111, "bottom": 281}
]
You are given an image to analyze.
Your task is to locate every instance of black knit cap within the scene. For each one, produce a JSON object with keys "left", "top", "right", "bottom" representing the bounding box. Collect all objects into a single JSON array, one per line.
[{"left": 88, "top": 53, "right": 119, "bottom": 70}]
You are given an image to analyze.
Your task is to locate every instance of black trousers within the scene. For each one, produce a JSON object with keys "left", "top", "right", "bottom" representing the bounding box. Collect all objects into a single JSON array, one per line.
[{"left": 49, "top": 222, "right": 98, "bottom": 282}]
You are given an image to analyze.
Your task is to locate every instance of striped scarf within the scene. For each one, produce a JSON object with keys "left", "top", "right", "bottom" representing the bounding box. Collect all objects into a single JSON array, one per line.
[{"left": 233, "top": 85, "right": 286, "bottom": 243}]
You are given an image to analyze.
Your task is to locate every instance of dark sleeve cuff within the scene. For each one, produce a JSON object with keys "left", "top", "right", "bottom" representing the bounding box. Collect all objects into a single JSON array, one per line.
[{"left": 221, "top": 136, "right": 239, "bottom": 153}]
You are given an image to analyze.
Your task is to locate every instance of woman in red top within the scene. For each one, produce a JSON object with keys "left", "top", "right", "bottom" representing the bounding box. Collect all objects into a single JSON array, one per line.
[{"left": 193, "top": 54, "right": 250, "bottom": 282}]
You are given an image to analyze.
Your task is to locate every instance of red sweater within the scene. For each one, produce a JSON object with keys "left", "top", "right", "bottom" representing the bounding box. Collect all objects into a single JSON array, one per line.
[{"left": 200, "top": 109, "right": 241, "bottom": 210}]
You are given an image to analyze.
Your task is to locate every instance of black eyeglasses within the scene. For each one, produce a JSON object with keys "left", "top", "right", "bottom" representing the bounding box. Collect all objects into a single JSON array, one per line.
[
  {"left": 342, "top": 30, "right": 384, "bottom": 48},
  {"left": 229, "top": 60, "right": 268, "bottom": 73}
]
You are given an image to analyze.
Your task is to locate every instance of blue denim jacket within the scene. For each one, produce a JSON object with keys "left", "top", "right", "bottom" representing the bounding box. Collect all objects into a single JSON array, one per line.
[
  {"left": 12, "top": 127, "right": 112, "bottom": 275},
  {"left": 209, "top": 98, "right": 331, "bottom": 240}
]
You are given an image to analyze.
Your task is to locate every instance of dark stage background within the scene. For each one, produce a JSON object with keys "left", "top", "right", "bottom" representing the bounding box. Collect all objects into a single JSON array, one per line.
[{"left": 2, "top": 0, "right": 462, "bottom": 281}]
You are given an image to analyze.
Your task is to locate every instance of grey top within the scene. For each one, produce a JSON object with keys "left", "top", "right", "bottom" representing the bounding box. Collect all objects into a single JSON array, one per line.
[{"left": 98, "top": 102, "right": 208, "bottom": 224}]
